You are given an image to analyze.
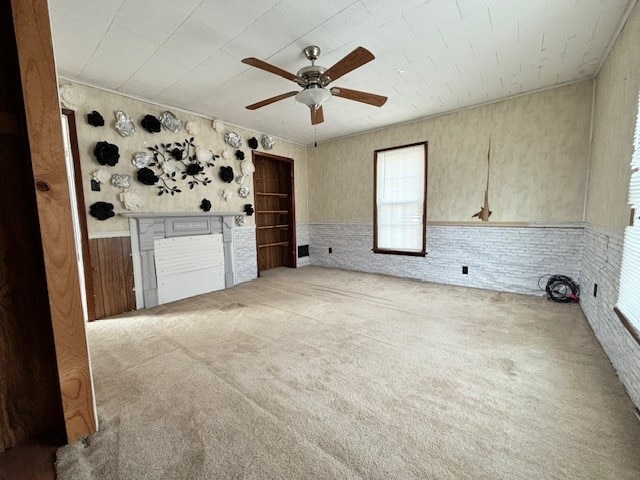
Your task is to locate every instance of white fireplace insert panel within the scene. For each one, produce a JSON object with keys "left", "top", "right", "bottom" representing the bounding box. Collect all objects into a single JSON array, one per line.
[{"left": 154, "top": 234, "right": 225, "bottom": 305}]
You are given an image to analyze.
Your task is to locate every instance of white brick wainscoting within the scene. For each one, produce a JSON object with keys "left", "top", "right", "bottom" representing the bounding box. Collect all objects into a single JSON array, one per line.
[
  {"left": 233, "top": 225, "right": 257, "bottom": 284},
  {"left": 580, "top": 225, "right": 640, "bottom": 409},
  {"left": 297, "top": 222, "right": 310, "bottom": 267},
  {"left": 309, "top": 223, "right": 583, "bottom": 295}
]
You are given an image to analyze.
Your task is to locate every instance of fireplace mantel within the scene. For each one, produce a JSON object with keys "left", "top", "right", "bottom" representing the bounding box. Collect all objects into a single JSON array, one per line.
[{"left": 122, "top": 212, "right": 244, "bottom": 309}]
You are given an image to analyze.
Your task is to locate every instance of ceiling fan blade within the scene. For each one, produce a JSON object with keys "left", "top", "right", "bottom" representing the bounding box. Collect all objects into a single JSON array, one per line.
[
  {"left": 322, "top": 47, "right": 375, "bottom": 84},
  {"left": 311, "top": 106, "right": 324, "bottom": 125},
  {"left": 241, "top": 57, "right": 300, "bottom": 82},
  {"left": 330, "top": 87, "right": 387, "bottom": 107},
  {"left": 245, "top": 91, "right": 299, "bottom": 110}
]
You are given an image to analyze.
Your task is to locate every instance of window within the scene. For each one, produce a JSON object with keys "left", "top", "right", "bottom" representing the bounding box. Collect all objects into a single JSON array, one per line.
[
  {"left": 616, "top": 91, "right": 640, "bottom": 342},
  {"left": 373, "top": 142, "right": 427, "bottom": 256}
]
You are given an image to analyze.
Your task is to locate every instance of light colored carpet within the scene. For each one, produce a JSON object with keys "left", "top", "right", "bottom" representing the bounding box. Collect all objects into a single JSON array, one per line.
[{"left": 57, "top": 266, "right": 640, "bottom": 479}]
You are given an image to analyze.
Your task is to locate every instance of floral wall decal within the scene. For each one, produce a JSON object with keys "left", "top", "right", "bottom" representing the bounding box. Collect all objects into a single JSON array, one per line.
[
  {"left": 89, "top": 201, "right": 115, "bottom": 220},
  {"left": 186, "top": 121, "right": 200, "bottom": 136},
  {"left": 87, "top": 111, "right": 104, "bottom": 127},
  {"left": 235, "top": 150, "right": 245, "bottom": 160},
  {"left": 94, "top": 141, "right": 120, "bottom": 166},
  {"left": 111, "top": 174, "right": 130, "bottom": 189},
  {"left": 261, "top": 134, "right": 275, "bottom": 150},
  {"left": 92, "top": 167, "right": 111, "bottom": 184},
  {"left": 219, "top": 165, "right": 234, "bottom": 183},
  {"left": 141, "top": 114, "right": 161, "bottom": 133},
  {"left": 244, "top": 204, "right": 254, "bottom": 216},
  {"left": 247, "top": 137, "right": 258, "bottom": 149},
  {"left": 200, "top": 199, "right": 212, "bottom": 212},
  {"left": 235, "top": 215, "right": 245, "bottom": 226},
  {"left": 137, "top": 167, "right": 159, "bottom": 186},
  {"left": 59, "top": 84, "right": 85, "bottom": 110},
  {"left": 160, "top": 111, "right": 182, "bottom": 132},
  {"left": 240, "top": 159, "right": 255, "bottom": 176},
  {"left": 120, "top": 191, "right": 145, "bottom": 211},
  {"left": 222, "top": 188, "right": 234, "bottom": 202},
  {"left": 224, "top": 132, "right": 242, "bottom": 148},
  {"left": 114, "top": 111, "right": 135, "bottom": 137}
]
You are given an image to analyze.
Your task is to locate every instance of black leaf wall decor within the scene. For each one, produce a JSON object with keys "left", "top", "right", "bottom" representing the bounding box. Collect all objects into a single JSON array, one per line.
[
  {"left": 247, "top": 137, "right": 258, "bottom": 149},
  {"left": 93, "top": 141, "right": 120, "bottom": 166},
  {"left": 137, "top": 167, "right": 159, "bottom": 185},
  {"left": 244, "top": 204, "right": 254, "bottom": 216},
  {"left": 89, "top": 201, "right": 115, "bottom": 221},
  {"left": 141, "top": 114, "right": 161, "bottom": 133},
  {"left": 219, "top": 166, "right": 234, "bottom": 183},
  {"left": 87, "top": 111, "right": 104, "bottom": 127},
  {"left": 235, "top": 150, "right": 245, "bottom": 160},
  {"left": 200, "top": 199, "right": 212, "bottom": 212}
]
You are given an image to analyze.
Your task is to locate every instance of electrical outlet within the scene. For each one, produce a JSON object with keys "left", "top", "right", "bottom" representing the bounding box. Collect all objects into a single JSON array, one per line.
[
  {"left": 328, "top": 247, "right": 332, "bottom": 254},
  {"left": 593, "top": 283, "right": 598, "bottom": 297},
  {"left": 462, "top": 266, "right": 468, "bottom": 275}
]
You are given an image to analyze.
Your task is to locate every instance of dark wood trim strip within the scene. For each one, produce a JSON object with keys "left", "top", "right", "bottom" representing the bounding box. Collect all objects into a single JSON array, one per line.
[
  {"left": 373, "top": 141, "right": 428, "bottom": 257},
  {"left": 614, "top": 307, "right": 640, "bottom": 346},
  {"left": 10, "top": 0, "right": 96, "bottom": 442}
]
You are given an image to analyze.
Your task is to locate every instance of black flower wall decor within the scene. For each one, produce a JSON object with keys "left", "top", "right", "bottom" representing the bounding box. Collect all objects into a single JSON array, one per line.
[
  {"left": 139, "top": 137, "right": 219, "bottom": 195},
  {"left": 89, "top": 201, "right": 115, "bottom": 221},
  {"left": 219, "top": 166, "right": 234, "bottom": 183},
  {"left": 244, "top": 204, "right": 254, "bottom": 216},
  {"left": 247, "top": 137, "right": 258, "bottom": 149},
  {"left": 141, "top": 114, "right": 161, "bottom": 133},
  {"left": 235, "top": 150, "right": 245, "bottom": 160},
  {"left": 200, "top": 199, "right": 212, "bottom": 212},
  {"left": 93, "top": 141, "right": 120, "bottom": 166},
  {"left": 137, "top": 167, "right": 159, "bottom": 186},
  {"left": 87, "top": 111, "right": 104, "bottom": 127}
]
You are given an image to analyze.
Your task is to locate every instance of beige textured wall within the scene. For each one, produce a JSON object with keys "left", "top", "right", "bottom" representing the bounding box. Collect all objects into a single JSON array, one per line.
[
  {"left": 586, "top": 2, "right": 640, "bottom": 232},
  {"left": 308, "top": 81, "right": 593, "bottom": 223},
  {"left": 61, "top": 82, "right": 308, "bottom": 234}
]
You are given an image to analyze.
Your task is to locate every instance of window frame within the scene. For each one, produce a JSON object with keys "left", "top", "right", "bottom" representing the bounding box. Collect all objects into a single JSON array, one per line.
[{"left": 373, "top": 141, "right": 428, "bottom": 257}]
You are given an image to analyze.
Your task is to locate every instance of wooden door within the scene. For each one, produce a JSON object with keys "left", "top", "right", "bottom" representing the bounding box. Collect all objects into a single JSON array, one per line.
[{"left": 253, "top": 153, "right": 296, "bottom": 274}]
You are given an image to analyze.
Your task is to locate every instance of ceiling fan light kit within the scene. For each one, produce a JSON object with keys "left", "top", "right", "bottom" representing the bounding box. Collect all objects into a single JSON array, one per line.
[{"left": 242, "top": 45, "right": 387, "bottom": 126}]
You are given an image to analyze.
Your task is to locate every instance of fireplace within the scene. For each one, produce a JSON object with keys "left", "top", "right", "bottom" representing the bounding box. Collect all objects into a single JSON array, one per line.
[{"left": 122, "top": 212, "right": 243, "bottom": 309}]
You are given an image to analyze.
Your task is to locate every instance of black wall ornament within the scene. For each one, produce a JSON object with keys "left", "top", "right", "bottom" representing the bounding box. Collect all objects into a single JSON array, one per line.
[
  {"left": 200, "top": 199, "right": 212, "bottom": 212},
  {"left": 140, "top": 138, "right": 218, "bottom": 195},
  {"left": 89, "top": 201, "right": 115, "bottom": 221},
  {"left": 87, "top": 111, "right": 104, "bottom": 127},
  {"left": 235, "top": 150, "right": 245, "bottom": 160},
  {"left": 247, "top": 137, "right": 258, "bottom": 149},
  {"left": 137, "top": 167, "right": 159, "bottom": 186},
  {"left": 219, "top": 166, "right": 234, "bottom": 183},
  {"left": 141, "top": 114, "right": 161, "bottom": 133},
  {"left": 244, "top": 204, "right": 254, "bottom": 216},
  {"left": 93, "top": 141, "right": 120, "bottom": 166}
]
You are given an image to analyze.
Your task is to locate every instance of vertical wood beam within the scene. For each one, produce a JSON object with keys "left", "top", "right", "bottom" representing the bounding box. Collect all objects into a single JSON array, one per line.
[{"left": 10, "top": 0, "right": 96, "bottom": 442}]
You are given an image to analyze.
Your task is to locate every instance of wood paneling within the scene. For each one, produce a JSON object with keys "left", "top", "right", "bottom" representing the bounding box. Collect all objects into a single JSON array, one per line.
[
  {"left": 10, "top": 0, "right": 95, "bottom": 442},
  {"left": 254, "top": 152, "right": 296, "bottom": 274},
  {"left": 0, "top": 0, "right": 64, "bottom": 452},
  {"left": 89, "top": 237, "right": 136, "bottom": 319}
]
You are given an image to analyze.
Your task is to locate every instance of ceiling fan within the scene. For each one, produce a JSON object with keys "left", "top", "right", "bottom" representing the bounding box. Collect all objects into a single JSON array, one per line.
[{"left": 242, "top": 46, "right": 387, "bottom": 125}]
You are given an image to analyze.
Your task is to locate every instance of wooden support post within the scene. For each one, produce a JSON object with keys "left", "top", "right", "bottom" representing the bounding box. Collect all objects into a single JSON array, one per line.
[{"left": 9, "top": 0, "right": 96, "bottom": 442}]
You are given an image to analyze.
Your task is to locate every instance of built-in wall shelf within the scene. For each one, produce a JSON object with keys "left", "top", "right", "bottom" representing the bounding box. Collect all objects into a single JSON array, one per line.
[
  {"left": 259, "top": 241, "right": 290, "bottom": 248},
  {"left": 256, "top": 192, "right": 289, "bottom": 198},
  {"left": 257, "top": 224, "right": 290, "bottom": 230}
]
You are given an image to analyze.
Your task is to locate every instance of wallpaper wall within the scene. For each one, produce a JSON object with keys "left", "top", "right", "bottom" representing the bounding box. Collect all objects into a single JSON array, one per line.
[
  {"left": 586, "top": 1, "right": 640, "bottom": 232},
  {"left": 307, "top": 80, "right": 593, "bottom": 223},
  {"left": 62, "top": 82, "right": 308, "bottom": 235}
]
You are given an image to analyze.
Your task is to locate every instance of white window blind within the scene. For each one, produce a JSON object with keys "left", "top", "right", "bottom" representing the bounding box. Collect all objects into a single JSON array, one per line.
[
  {"left": 617, "top": 91, "right": 640, "bottom": 330},
  {"left": 375, "top": 144, "right": 426, "bottom": 253}
]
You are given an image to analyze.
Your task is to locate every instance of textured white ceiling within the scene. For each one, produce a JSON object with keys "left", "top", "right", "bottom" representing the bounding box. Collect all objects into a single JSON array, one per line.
[{"left": 49, "top": 0, "right": 632, "bottom": 145}]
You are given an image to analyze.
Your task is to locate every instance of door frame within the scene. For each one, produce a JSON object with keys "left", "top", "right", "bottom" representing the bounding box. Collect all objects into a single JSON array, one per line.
[
  {"left": 252, "top": 151, "right": 297, "bottom": 276},
  {"left": 62, "top": 109, "right": 96, "bottom": 321}
]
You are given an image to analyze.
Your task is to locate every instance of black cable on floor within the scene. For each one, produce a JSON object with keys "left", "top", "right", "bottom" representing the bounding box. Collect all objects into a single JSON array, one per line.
[{"left": 538, "top": 274, "right": 580, "bottom": 303}]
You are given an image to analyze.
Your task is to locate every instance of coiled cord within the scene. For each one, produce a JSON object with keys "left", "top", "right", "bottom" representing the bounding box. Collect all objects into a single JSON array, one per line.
[{"left": 538, "top": 274, "right": 580, "bottom": 303}]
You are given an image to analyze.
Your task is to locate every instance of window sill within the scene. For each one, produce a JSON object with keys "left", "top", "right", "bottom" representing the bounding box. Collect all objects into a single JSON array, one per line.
[
  {"left": 614, "top": 307, "right": 640, "bottom": 346},
  {"left": 372, "top": 248, "right": 426, "bottom": 257}
]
